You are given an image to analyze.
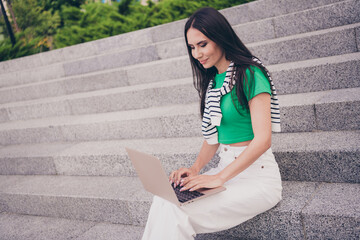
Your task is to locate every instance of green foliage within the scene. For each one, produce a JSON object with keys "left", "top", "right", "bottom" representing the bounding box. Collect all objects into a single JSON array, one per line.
[
  {"left": 60, "top": 5, "right": 82, "bottom": 26},
  {"left": 41, "top": 0, "right": 85, "bottom": 12},
  {"left": 118, "top": 0, "right": 133, "bottom": 15},
  {"left": 54, "top": 3, "right": 129, "bottom": 48},
  {"left": 35, "top": 9, "right": 61, "bottom": 36},
  {"left": 0, "top": 16, "right": 8, "bottom": 39},
  {"left": 0, "top": 33, "right": 40, "bottom": 61},
  {"left": 12, "top": 0, "right": 43, "bottom": 30},
  {"left": 12, "top": 0, "right": 60, "bottom": 44}
]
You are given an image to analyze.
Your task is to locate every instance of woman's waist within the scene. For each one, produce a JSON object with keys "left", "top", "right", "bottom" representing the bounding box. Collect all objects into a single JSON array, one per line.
[
  {"left": 227, "top": 140, "right": 252, "bottom": 147},
  {"left": 218, "top": 144, "right": 276, "bottom": 166}
]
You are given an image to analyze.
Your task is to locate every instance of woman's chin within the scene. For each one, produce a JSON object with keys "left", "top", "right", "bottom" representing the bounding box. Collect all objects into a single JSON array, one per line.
[{"left": 201, "top": 63, "right": 213, "bottom": 69}]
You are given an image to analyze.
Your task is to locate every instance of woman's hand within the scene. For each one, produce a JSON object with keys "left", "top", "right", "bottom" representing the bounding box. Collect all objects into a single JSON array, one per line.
[
  {"left": 179, "top": 174, "right": 225, "bottom": 192},
  {"left": 169, "top": 167, "right": 198, "bottom": 187}
]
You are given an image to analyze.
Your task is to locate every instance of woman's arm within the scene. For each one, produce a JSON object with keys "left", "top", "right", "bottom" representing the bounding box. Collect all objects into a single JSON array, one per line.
[
  {"left": 170, "top": 140, "right": 219, "bottom": 186},
  {"left": 180, "top": 92, "right": 271, "bottom": 191},
  {"left": 191, "top": 140, "right": 220, "bottom": 174}
]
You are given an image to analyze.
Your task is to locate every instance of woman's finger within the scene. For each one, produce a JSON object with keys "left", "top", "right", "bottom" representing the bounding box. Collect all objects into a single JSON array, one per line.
[
  {"left": 180, "top": 176, "right": 201, "bottom": 191},
  {"left": 180, "top": 174, "right": 196, "bottom": 186},
  {"left": 172, "top": 170, "right": 183, "bottom": 185},
  {"left": 189, "top": 183, "right": 205, "bottom": 191},
  {"left": 182, "top": 181, "right": 202, "bottom": 191},
  {"left": 169, "top": 171, "right": 176, "bottom": 183},
  {"left": 175, "top": 169, "right": 189, "bottom": 186},
  {"left": 180, "top": 176, "right": 190, "bottom": 186},
  {"left": 169, "top": 168, "right": 184, "bottom": 186},
  {"left": 181, "top": 175, "right": 222, "bottom": 191},
  {"left": 172, "top": 170, "right": 181, "bottom": 186}
]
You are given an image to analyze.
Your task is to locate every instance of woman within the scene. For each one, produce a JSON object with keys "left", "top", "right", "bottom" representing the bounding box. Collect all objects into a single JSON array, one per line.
[{"left": 142, "top": 7, "right": 282, "bottom": 240}]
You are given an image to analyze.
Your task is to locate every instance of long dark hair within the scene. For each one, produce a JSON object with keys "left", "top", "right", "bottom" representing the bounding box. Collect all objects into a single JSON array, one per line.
[{"left": 184, "top": 7, "right": 270, "bottom": 116}]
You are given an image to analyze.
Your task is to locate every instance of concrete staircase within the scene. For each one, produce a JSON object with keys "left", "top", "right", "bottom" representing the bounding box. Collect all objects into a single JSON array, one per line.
[{"left": 0, "top": 0, "right": 359, "bottom": 239}]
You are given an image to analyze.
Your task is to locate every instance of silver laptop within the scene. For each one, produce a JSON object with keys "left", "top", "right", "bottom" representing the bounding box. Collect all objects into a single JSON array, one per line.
[{"left": 126, "top": 147, "right": 226, "bottom": 206}]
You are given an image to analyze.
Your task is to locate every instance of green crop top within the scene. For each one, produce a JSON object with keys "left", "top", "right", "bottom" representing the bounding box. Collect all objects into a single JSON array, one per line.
[{"left": 214, "top": 66, "right": 271, "bottom": 144}]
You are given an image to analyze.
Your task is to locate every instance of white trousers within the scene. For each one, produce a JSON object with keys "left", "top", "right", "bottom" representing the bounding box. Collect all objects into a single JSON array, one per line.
[{"left": 142, "top": 144, "right": 282, "bottom": 240}]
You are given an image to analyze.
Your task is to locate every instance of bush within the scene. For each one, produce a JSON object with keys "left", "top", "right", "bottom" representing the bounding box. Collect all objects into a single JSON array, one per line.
[
  {"left": 54, "top": 3, "right": 129, "bottom": 48},
  {"left": 0, "top": 33, "right": 41, "bottom": 61}
]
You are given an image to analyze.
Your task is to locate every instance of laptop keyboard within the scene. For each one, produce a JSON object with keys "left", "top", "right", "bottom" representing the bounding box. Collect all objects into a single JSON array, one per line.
[{"left": 172, "top": 184, "right": 204, "bottom": 203}]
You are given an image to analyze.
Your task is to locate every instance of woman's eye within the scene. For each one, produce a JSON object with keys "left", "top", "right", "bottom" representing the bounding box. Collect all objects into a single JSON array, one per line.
[{"left": 200, "top": 43, "right": 207, "bottom": 47}]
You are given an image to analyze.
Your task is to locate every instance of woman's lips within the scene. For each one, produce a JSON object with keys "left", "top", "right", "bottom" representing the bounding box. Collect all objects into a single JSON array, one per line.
[{"left": 199, "top": 59, "right": 208, "bottom": 65}]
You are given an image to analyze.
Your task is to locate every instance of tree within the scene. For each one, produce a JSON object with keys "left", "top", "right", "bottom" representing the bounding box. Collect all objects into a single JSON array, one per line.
[
  {"left": 12, "top": 0, "right": 60, "bottom": 49},
  {"left": 41, "top": 0, "right": 85, "bottom": 13},
  {"left": 54, "top": 3, "right": 128, "bottom": 48}
]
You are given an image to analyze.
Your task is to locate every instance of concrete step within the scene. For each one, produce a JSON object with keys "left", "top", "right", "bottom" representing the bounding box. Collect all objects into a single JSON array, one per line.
[
  {"left": 245, "top": 21, "right": 360, "bottom": 65},
  {"left": 271, "top": 51, "right": 360, "bottom": 95},
  {"left": 269, "top": 0, "right": 360, "bottom": 37},
  {"left": 0, "top": 55, "right": 192, "bottom": 105},
  {"left": 0, "top": 175, "right": 358, "bottom": 239},
  {"left": 126, "top": 0, "right": 349, "bottom": 47},
  {"left": 0, "top": 209, "right": 144, "bottom": 240},
  {"left": 159, "top": 2, "right": 360, "bottom": 61},
  {"left": 63, "top": 18, "right": 360, "bottom": 77},
  {"left": 0, "top": 0, "right": 347, "bottom": 75},
  {"left": 0, "top": 52, "right": 360, "bottom": 108},
  {"left": 0, "top": 131, "right": 358, "bottom": 183},
  {"left": 1, "top": 20, "right": 358, "bottom": 90},
  {"left": 0, "top": 52, "right": 359, "bottom": 121},
  {"left": 0, "top": 1, "right": 359, "bottom": 89},
  {"left": 279, "top": 87, "right": 360, "bottom": 132},
  {"left": 0, "top": 87, "right": 359, "bottom": 146},
  {"left": 0, "top": 175, "right": 153, "bottom": 226},
  {"left": 197, "top": 181, "right": 360, "bottom": 240},
  {"left": 0, "top": 77, "right": 196, "bottom": 122}
]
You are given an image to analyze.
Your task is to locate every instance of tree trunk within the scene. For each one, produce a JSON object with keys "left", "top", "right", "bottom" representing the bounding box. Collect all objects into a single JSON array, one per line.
[
  {"left": 0, "top": 0, "right": 15, "bottom": 45},
  {"left": 5, "top": 0, "right": 20, "bottom": 32}
]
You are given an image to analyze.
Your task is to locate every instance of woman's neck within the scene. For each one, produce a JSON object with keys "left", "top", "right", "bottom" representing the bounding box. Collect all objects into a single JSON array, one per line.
[{"left": 215, "top": 59, "right": 231, "bottom": 74}]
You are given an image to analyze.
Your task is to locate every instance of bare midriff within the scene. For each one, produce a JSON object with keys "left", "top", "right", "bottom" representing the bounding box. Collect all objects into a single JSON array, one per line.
[{"left": 228, "top": 140, "right": 252, "bottom": 147}]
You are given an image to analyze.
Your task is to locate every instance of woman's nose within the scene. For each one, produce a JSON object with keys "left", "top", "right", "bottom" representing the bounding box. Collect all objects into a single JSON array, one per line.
[{"left": 193, "top": 48, "right": 202, "bottom": 59}]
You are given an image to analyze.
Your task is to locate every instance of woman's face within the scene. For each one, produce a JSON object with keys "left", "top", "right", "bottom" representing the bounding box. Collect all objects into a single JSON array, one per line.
[{"left": 186, "top": 27, "right": 228, "bottom": 73}]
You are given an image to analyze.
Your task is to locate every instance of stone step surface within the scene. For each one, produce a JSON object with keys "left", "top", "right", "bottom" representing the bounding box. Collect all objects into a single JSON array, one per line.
[
  {"left": 0, "top": 52, "right": 359, "bottom": 124},
  {"left": 0, "top": 3, "right": 359, "bottom": 88},
  {"left": 67, "top": 21, "right": 360, "bottom": 75},
  {"left": 156, "top": 20, "right": 360, "bottom": 66},
  {"left": 263, "top": 0, "right": 359, "bottom": 38},
  {"left": 0, "top": 212, "right": 144, "bottom": 240},
  {"left": 0, "top": 131, "right": 358, "bottom": 183},
  {"left": 197, "top": 181, "right": 360, "bottom": 240},
  {"left": 0, "top": 175, "right": 358, "bottom": 239},
  {"left": 0, "top": 87, "right": 359, "bottom": 146},
  {"left": 1, "top": 51, "right": 359, "bottom": 110},
  {"left": 271, "top": 51, "right": 360, "bottom": 94},
  {"left": 0, "top": 0, "right": 347, "bottom": 75},
  {"left": 279, "top": 87, "right": 360, "bottom": 132},
  {"left": 0, "top": 55, "right": 191, "bottom": 105}
]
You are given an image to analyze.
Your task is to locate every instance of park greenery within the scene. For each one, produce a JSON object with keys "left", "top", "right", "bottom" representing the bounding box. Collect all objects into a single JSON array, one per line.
[{"left": 0, "top": 0, "right": 253, "bottom": 61}]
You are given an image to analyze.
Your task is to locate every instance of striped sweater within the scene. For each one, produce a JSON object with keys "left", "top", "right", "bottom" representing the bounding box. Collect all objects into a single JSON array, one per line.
[{"left": 202, "top": 58, "right": 281, "bottom": 145}]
